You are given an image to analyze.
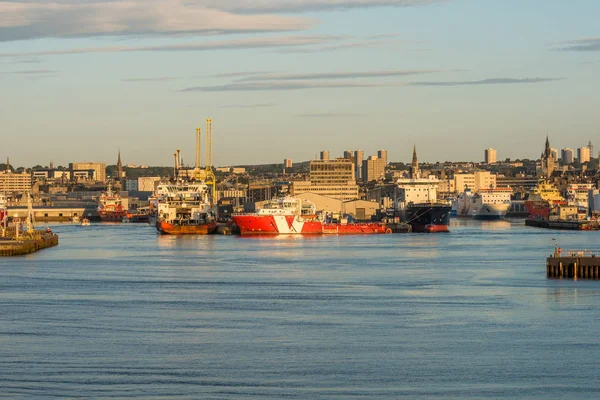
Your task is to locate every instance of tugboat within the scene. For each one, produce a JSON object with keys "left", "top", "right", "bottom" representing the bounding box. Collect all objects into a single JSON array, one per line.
[{"left": 97, "top": 182, "right": 127, "bottom": 222}]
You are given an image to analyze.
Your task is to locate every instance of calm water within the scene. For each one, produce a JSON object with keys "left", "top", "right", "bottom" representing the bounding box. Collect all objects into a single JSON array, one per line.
[{"left": 2, "top": 220, "right": 600, "bottom": 399}]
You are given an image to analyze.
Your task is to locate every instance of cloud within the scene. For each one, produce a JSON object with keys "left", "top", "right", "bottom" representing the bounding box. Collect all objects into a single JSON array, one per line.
[
  {"left": 554, "top": 37, "right": 600, "bottom": 52},
  {"left": 3, "top": 69, "right": 54, "bottom": 74},
  {"left": 220, "top": 103, "right": 275, "bottom": 108},
  {"left": 237, "top": 69, "right": 442, "bottom": 81},
  {"left": 409, "top": 77, "right": 562, "bottom": 86},
  {"left": 0, "top": 0, "right": 314, "bottom": 42},
  {"left": 203, "top": 0, "right": 446, "bottom": 13},
  {"left": 294, "top": 112, "right": 366, "bottom": 118},
  {"left": 0, "top": 35, "right": 340, "bottom": 57},
  {"left": 213, "top": 71, "right": 275, "bottom": 78},
  {"left": 181, "top": 81, "right": 393, "bottom": 92},
  {"left": 121, "top": 76, "right": 179, "bottom": 82},
  {"left": 274, "top": 39, "right": 394, "bottom": 53}
]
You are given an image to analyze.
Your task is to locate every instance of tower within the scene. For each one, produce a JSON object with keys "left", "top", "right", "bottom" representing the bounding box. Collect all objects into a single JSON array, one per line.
[
  {"left": 540, "top": 136, "right": 556, "bottom": 178},
  {"left": 116, "top": 149, "right": 123, "bottom": 180},
  {"left": 411, "top": 145, "right": 420, "bottom": 179}
]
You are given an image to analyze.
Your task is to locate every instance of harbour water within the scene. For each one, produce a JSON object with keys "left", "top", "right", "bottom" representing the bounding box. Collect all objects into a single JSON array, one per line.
[{"left": 2, "top": 220, "right": 600, "bottom": 399}]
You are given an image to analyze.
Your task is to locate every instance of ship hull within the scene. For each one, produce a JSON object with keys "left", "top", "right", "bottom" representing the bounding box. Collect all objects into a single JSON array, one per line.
[
  {"left": 99, "top": 211, "right": 128, "bottom": 222},
  {"left": 157, "top": 220, "right": 217, "bottom": 235},
  {"left": 472, "top": 203, "right": 510, "bottom": 220},
  {"left": 403, "top": 204, "right": 451, "bottom": 233},
  {"left": 232, "top": 215, "right": 389, "bottom": 235}
]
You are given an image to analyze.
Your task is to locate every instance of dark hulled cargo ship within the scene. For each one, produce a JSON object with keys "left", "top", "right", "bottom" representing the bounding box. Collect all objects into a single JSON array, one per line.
[{"left": 403, "top": 203, "right": 451, "bottom": 233}]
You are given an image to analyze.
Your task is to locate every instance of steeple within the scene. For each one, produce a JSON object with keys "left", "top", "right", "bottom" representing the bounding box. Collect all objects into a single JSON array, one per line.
[
  {"left": 5, "top": 157, "right": 10, "bottom": 173},
  {"left": 116, "top": 149, "right": 123, "bottom": 183},
  {"left": 411, "top": 145, "right": 420, "bottom": 179}
]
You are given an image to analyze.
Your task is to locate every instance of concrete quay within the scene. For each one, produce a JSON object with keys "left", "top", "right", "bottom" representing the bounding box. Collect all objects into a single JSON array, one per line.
[
  {"left": 0, "top": 230, "right": 59, "bottom": 256},
  {"left": 547, "top": 252, "right": 600, "bottom": 279}
]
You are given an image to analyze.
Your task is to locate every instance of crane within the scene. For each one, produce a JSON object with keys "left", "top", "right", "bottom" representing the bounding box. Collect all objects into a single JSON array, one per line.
[{"left": 205, "top": 118, "right": 216, "bottom": 203}]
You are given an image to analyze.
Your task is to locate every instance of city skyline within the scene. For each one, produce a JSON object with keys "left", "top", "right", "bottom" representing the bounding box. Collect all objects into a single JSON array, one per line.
[{"left": 1, "top": 0, "right": 599, "bottom": 166}]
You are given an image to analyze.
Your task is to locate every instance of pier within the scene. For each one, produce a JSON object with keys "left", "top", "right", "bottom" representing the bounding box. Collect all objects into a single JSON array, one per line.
[
  {"left": 0, "top": 230, "right": 59, "bottom": 256},
  {"left": 546, "top": 251, "right": 600, "bottom": 279}
]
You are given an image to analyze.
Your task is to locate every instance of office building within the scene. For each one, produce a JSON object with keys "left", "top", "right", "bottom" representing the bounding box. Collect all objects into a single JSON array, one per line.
[
  {"left": 319, "top": 151, "right": 330, "bottom": 161},
  {"left": 0, "top": 171, "right": 32, "bottom": 193},
  {"left": 377, "top": 150, "right": 388, "bottom": 166},
  {"left": 561, "top": 148, "right": 574, "bottom": 164},
  {"left": 362, "top": 156, "right": 386, "bottom": 182},
  {"left": 454, "top": 171, "right": 496, "bottom": 192},
  {"left": 484, "top": 148, "right": 497, "bottom": 164},
  {"left": 578, "top": 146, "right": 591, "bottom": 163},
  {"left": 354, "top": 150, "right": 364, "bottom": 182},
  {"left": 343, "top": 150, "right": 354, "bottom": 160},
  {"left": 70, "top": 162, "right": 106, "bottom": 183},
  {"left": 291, "top": 158, "right": 359, "bottom": 201}
]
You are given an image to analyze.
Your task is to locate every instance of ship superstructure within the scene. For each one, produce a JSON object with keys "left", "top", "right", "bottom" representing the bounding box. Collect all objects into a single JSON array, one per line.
[
  {"left": 471, "top": 187, "right": 512, "bottom": 220},
  {"left": 155, "top": 181, "right": 217, "bottom": 234},
  {"left": 97, "top": 182, "right": 127, "bottom": 221}
]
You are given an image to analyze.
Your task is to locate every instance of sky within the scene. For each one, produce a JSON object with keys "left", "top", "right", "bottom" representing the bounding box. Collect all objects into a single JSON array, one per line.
[{"left": 1, "top": 0, "right": 599, "bottom": 168}]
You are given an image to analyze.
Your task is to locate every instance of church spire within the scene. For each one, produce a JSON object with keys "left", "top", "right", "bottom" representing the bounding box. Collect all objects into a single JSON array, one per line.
[
  {"left": 116, "top": 149, "right": 123, "bottom": 182},
  {"left": 411, "top": 145, "right": 420, "bottom": 179}
]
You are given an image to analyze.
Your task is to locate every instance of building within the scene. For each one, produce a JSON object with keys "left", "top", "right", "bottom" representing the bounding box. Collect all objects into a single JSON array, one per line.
[
  {"left": 284, "top": 159, "right": 293, "bottom": 168},
  {"left": 320, "top": 151, "right": 330, "bottom": 161},
  {"left": 309, "top": 158, "right": 355, "bottom": 185},
  {"left": 125, "top": 179, "right": 138, "bottom": 191},
  {"left": 138, "top": 176, "right": 161, "bottom": 192},
  {"left": 343, "top": 150, "right": 354, "bottom": 160},
  {"left": 411, "top": 146, "right": 420, "bottom": 179},
  {"left": 484, "top": 148, "right": 497, "bottom": 164},
  {"left": 561, "top": 148, "right": 574, "bottom": 164},
  {"left": 578, "top": 146, "right": 591, "bottom": 163},
  {"left": 354, "top": 150, "right": 364, "bottom": 182},
  {"left": 540, "top": 136, "right": 556, "bottom": 177},
  {"left": 291, "top": 158, "right": 359, "bottom": 201},
  {"left": 550, "top": 148, "right": 559, "bottom": 161},
  {"left": 362, "top": 156, "right": 385, "bottom": 182},
  {"left": 454, "top": 171, "right": 496, "bottom": 192},
  {"left": 377, "top": 150, "right": 388, "bottom": 166},
  {"left": 0, "top": 171, "right": 32, "bottom": 193},
  {"left": 70, "top": 162, "right": 106, "bottom": 183}
]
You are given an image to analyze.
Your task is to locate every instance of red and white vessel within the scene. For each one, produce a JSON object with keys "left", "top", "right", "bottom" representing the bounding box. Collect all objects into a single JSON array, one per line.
[
  {"left": 97, "top": 183, "right": 127, "bottom": 222},
  {"left": 233, "top": 196, "right": 389, "bottom": 235},
  {"left": 0, "top": 193, "right": 7, "bottom": 228}
]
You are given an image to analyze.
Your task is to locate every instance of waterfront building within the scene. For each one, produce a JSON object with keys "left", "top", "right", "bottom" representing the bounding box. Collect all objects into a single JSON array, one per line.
[
  {"left": 70, "top": 162, "right": 106, "bottom": 183},
  {"left": 578, "top": 146, "right": 591, "bottom": 163},
  {"left": 362, "top": 156, "right": 385, "bottom": 182},
  {"left": 320, "top": 151, "right": 330, "bottom": 161},
  {"left": 284, "top": 159, "right": 293, "bottom": 168},
  {"left": 484, "top": 148, "right": 497, "bottom": 164},
  {"left": 354, "top": 150, "right": 364, "bottom": 182},
  {"left": 377, "top": 150, "right": 388, "bottom": 166},
  {"left": 561, "top": 148, "right": 574, "bottom": 164}
]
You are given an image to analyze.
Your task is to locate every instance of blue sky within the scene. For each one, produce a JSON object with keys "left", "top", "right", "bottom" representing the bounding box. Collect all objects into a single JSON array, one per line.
[{"left": 1, "top": 0, "right": 599, "bottom": 167}]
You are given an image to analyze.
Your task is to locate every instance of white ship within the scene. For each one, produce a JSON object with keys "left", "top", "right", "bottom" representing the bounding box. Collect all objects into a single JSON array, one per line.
[
  {"left": 471, "top": 188, "right": 512, "bottom": 220},
  {"left": 456, "top": 188, "right": 474, "bottom": 217}
]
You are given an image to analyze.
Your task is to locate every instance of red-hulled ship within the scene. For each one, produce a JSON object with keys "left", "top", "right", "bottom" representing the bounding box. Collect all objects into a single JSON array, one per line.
[
  {"left": 97, "top": 183, "right": 127, "bottom": 222},
  {"left": 155, "top": 181, "right": 217, "bottom": 235},
  {"left": 0, "top": 193, "right": 7, "bottom": 228},
  {"left": 233, "top": 196, "right": 390, "bottom": 235}
]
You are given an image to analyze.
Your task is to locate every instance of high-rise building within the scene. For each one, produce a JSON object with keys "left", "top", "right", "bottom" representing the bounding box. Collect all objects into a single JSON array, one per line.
[
  {"left": 578, "top": 146, "right": 591, "bottom": 163},
  {"left": 343, "top": 150, "right": 354, "bottom": 160},
  {"left": 70, "top": 162, "right": 107, "bottom": 183},
  {"left": 377, "top": 150, "right": 388, "bottom": 166},
  {"left": 320, "top": 151, "right": 330, "bottom": 161},
  {"left": 484, "top": 148, "right": 497, "bottom": 164},
  {"left": 284, "top": 159, "right": 293, "bottom": 168},
  {"left": 550, "top": 148, "right": 559, "bottom": 161},
  {"left": 561, "top": 148, "right": 574, "bottom": 164},
  {"left": 362, "top": 156, "right": 386, "bottom": 182},
  {"left": 354, "top": 150, "right": 364, "bottom": 182}
]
